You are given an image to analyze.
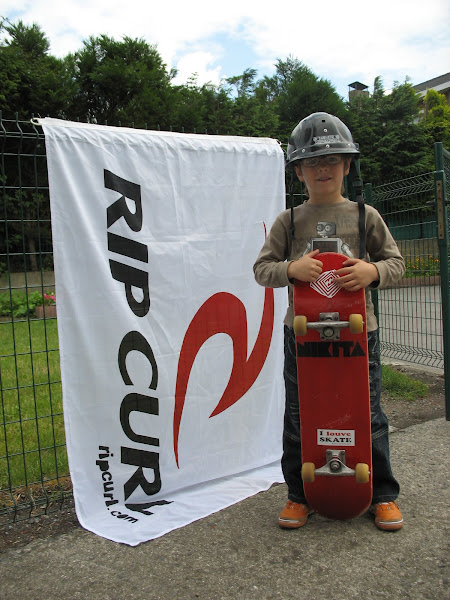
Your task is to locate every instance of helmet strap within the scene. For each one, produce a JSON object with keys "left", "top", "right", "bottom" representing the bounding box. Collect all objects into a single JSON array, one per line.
[
  {"left": 357, "top": 196, "right": 365, "bottom": 259},
  {"left": 349, "top": 161, "right": 366, "bottom": 259},
  {"left": 288, "top": 172, "right": 295, "bottom": 240}
]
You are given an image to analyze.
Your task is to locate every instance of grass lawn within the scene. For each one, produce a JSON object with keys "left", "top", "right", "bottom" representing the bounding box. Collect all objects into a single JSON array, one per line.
[
  {"left": 382, "top": 364, "right": 428, "bottom": 401},
  {"left": 0, "top": 318, "right": 68, "bottom": 495}
]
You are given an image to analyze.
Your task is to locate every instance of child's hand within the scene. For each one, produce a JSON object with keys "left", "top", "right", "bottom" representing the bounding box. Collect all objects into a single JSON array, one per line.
[
  {"left": 334, "top": 258, "right": 379, "bottom": 291},
  {"left": 287, "top": 249, "right": 323, "bottom": 282}
]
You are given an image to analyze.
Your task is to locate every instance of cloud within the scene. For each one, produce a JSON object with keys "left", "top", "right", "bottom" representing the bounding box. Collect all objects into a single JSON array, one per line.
[
  {"left": 3, "top": 0, "right": 449, "bottom": 96},
  {"left": 236, "top": 0, "right": 450, "bottom": 91},
  {"left": 171, "top": 51, "right": 223, "bottom": 87}
]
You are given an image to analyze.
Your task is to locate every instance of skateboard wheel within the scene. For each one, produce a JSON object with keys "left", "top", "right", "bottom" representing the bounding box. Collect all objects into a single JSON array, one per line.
[
  {"left": 349, "top": 314, "right": 363, "bottom": 334},
  {"left": 294, "top": 315, "right": 308, "bottom": 337},
  {"left": 355, "top": 463, "right": 370, "bottom": 484},
  {"left": 302, "top": 462, "right": 315, "bottom": 483}
]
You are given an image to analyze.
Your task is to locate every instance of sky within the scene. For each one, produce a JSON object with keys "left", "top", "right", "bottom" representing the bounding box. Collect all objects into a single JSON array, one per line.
[{"left": 2, "top": 0, "right": 450, "bottom": 100}]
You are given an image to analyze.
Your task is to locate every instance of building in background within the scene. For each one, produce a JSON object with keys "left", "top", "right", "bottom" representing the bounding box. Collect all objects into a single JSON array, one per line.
[
  {"left": 348, "top": 81, "right": 370, "bottom": 101},
  {"left": 413, "top": 73, "right": 450, "bottom": 104}
]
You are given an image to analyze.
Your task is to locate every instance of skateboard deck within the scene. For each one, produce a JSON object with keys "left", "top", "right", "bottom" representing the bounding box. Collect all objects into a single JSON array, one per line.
[{"left": 293, "top": 252, "right": 372, "bottom": 520}]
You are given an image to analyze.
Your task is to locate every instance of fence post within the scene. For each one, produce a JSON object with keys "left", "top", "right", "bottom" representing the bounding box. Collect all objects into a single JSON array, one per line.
[{"left": 434, "top": 142, "right": 450, "bottom": 420}]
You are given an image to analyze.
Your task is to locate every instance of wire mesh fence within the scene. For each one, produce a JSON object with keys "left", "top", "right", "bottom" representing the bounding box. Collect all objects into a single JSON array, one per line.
[
  {"left": 0, "top": 115, "right": 71, "bottom": 524},
  {"left": 367, "top": 172, "right": 445, "bottom": 368},
  {"left": 0, "top": 116, "right": 448, "bottom": 524}
]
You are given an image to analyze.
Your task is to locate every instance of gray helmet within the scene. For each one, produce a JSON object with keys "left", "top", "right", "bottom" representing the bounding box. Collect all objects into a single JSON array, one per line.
[{"left": 286, "top": 112, "right": 359, "bottom": 169}]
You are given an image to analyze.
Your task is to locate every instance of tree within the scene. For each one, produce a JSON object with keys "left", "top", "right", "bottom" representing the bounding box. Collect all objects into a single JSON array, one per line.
[
  {"left": 345, "top": 78, "right": 383, "bottom": 184},
  {"left": 421, "top": 89, "right": 450, "bottom": 156},
  {"left": 226, "top": 68, "right": 258, "bottom": 98},
  {"left": 169, "top": 76, "right": 234, "bottom": 134},
  {"left": 224, "top": 68, "right": 278, "bottom": 137},
  {"left": 66, "top": 35, "right": 174, "bottom": 127},
  {"left": 170, "top": 68, "right": 278, "bottom": 137},
  {"left": 0, "top": 19, "right": 72, "bottom": 117},
  {"left": 348, "top": 78, "right": 428, "bottom": 185},
  {"left": 0, "top": 20, "right": 70, "bottom": 271},
  {"left": 259, "top": 56, "right": 347, "bottom": 141}
]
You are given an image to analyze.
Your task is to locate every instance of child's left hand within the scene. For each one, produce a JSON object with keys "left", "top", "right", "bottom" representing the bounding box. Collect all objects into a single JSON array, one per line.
[{"left": 334, "top": 258, "right": 379, "bottom": 291}]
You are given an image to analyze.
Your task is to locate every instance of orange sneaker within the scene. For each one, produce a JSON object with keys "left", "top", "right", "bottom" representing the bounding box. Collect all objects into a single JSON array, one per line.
[
  {"left": 278, "top": 501, "right": 310, "bottom": 529},
  {"left": 371, "top": 502, "right": 404, "bottom": 531}
]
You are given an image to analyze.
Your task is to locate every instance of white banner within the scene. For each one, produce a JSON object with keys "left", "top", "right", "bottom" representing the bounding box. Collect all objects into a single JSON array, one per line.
[{"left": 41, "top": 118, "right": 287, "bottom": 545}]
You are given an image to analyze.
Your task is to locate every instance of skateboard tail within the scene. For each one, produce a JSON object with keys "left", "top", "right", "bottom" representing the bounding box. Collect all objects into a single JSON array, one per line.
[
  {"left": 306, "top": 478, "right": 372, "bottom": 520},
  {"left": 303, "top": 457, "right": 373, "bottom": 520}
]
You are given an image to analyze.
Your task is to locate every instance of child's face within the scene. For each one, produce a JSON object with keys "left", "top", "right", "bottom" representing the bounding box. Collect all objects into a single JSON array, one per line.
[{"left": 294, "top": 154, "right": 351, "bottom": 201}]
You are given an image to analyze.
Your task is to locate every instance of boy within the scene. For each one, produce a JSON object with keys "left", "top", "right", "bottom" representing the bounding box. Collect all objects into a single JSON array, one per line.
[{"left": 253, "top": 112, "right": 405, "bottom": 531}]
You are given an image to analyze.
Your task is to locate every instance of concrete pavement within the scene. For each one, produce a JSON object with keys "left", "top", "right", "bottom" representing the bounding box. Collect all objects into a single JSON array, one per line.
[{"left": 0, "top": 417, "right": 449, "bottom": 600}]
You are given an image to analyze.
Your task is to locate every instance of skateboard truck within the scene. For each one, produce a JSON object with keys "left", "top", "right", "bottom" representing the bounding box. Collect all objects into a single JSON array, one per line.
[
  {"left": 302, "top": 451, "right": 370, "bottom": 483},
  {"left": 316, "top": 450, "right": 355, "bottom": 476},
  {"left": 294, "top": 312, "right": 364, "bottom": 340}
]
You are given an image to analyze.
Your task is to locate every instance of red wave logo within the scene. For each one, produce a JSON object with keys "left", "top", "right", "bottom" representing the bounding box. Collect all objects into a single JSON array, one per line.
[{"left": 173, "top": 287, "right": 274, "bottom": 467}]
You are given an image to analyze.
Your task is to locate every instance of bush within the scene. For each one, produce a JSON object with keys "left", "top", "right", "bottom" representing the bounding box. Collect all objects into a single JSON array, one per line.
[
  {"left": 404, "top": 255, "right": 440, "bottom": 278},
  {"left": 0, "top": 290, "right": 53, "bottom": 317}
]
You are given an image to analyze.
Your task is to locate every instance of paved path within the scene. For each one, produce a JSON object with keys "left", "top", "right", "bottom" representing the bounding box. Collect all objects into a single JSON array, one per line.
[{"left": 0, "top": 418, "right": 449, "bottom": 600}]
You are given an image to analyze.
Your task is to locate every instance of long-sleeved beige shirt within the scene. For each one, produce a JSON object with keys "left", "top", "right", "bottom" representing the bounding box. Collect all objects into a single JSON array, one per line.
[{"left": 253, "top": 199, "right": 405, "bottom": 332}]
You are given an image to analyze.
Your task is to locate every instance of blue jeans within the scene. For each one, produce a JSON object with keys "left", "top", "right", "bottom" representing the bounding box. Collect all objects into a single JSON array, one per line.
[{"left": 282, "top": 325, "right": 400, "bottom": 505}]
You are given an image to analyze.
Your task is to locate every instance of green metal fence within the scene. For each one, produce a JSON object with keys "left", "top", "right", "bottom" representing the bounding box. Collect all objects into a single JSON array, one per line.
[
  {"left": 0, "top": 116, "right": 449, "bottom": 525},
  {"left": 367, "top": 171, "right": 441, "bottom": 365},
  {"left": 0, "top": 115, "right": 69, "bottom": 524},
  {"left": 366, "top": 142, "right": 449, "bottom": 419}
]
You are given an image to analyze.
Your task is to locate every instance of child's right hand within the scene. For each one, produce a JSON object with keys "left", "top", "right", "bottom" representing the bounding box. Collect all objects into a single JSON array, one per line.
[{"left": 287, "top": 249, "right": 323, "bottom": 282}]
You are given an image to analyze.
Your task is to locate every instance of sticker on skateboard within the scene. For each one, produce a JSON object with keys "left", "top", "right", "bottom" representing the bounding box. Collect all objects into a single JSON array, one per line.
[
  {"left": 317, "top": 429, "right": 355, "bottom": 446},
  {"left": 310, "top": 270, "right": 340, "bottom": 298}
]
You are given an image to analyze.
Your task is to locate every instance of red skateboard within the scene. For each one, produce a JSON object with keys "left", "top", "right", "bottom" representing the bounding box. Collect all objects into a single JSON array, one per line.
[{"left": 293, "top": 252, "right": 372, "bottom": 520}]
